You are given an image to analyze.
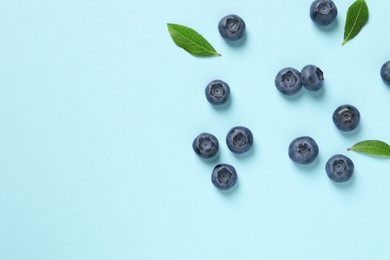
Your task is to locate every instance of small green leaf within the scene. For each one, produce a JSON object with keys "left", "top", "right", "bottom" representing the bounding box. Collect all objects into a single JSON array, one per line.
[
  {"left": 348, "top": 140, "right": 390, "bottom": 156},
  {"left": 342, "top": 0, "right": 369, "bottom": 45},
  {"left": 167, "top": 23, "right": 221, "bottom": 57}
]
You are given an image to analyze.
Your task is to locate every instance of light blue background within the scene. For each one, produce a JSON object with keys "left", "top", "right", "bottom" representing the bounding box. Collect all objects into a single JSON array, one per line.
[{"left": 1, "top": 0, "right": 390, "bottom": 259}]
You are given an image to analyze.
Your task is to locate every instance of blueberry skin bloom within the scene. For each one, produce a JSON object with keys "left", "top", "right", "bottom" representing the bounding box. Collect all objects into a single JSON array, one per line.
[
  {"left": 325, "top": 154, "right": 354, "bottom": 182},
  {"left": 332, "top": 104, "right": 361, "bottom": 132},
  {"left": 275, "top": 67, "right": 302, "bottom": 96},
  {"left": 218, "top": 14, "right": 246, "bottom": 41},
  {"left": 192, "top": 133, "right": 219, "bottom": 159},
  {"left": 380, "top": 60, "right": 390, "bottom": 84},
  {"left": 205, "top": 80, "right": 230, "bottom": 105},
  {"left": 226, "top": 126, "right": 253, "bottom": 154},
  {"left": 288, "top": 136, "right": 319, "bottom": 165},
  {"left": 310, "top": 0, "right": 338, "bottom": 26},
  {"left": 301, "top": 65, "right": 324, "bottom": 91},
  {"left": 211, "top": 164, "right": 237, "bottom": 190}
]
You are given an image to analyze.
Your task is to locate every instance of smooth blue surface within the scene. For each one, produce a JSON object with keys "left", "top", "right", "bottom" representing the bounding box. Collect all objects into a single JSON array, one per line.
[{"left": 1, "top": 0, "right": 390, "bottom": 259}]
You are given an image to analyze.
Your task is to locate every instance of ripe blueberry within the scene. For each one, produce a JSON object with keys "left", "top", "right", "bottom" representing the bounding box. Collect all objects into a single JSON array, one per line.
[
  {"left": 301, "top": 65, "right": 324, "bottom": 91},
  {"left": 192, "top": 133, "right": 219, "bottom": 159},
  {"left": 275, "top": 67, "right": 302, "bottom": 96},
  {"left": 310, "top": 0, "right": 338, "bottom": 26},
  {"left": 226, "top": 126, "right": 253, "bottom": 154},
  {"left": 211, "top": 163, "right": 237, "bottom": 190},
  {"left": 288, "top": 136, "right": 319, "bottom": 165},
  {"left": 218, "top": 14, "right": 246, "bottom": 41},
  {"left": 332, "top": 104, "right": 360, "bottom": 132},
  {"left": 380, "top": 60, "right": 390, "bottom": 84},
  {"left": 325, "top": 154, "right": 354, "bottom": 182},
  {"left": 205, "top": 80, "right": 230, "bottom": 105}
]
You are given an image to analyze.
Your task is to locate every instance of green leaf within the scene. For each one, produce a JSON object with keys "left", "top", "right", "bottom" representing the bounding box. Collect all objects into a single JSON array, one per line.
[
  {"left": 348, "top": 140, "right": 390, "bottom": 156},
  {"left": 342, "top": 0, "right": 369, "bottom": 45},
  {"left": 167, "top": 23, "right": 221, "bottom": 57}
]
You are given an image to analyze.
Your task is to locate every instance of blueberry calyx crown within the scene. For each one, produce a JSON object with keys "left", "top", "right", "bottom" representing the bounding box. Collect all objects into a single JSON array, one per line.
[
  {"left": 332, "top": 104, "right": 360, "bottom": 132},
  {"left": 192, "top": 133, "right": 219, "bottom": 159},
  {"left": 275, "top": 67, "right": 302, "bottom": 96},
  {"left": 226, "top": 126, "right": 253, "bottom": 154},
  {"left": 288, "top": 136, "right": 319, "bottom": 165},
  {"left": 325, "top": 154, "right": 354, "bottom": 182},
  {"left": 310, "top": 0, "right": 338, "bottom": 26},
  {"left": 282, "top": 71, "right": 298, "bottom": 86},
  {"left": 205, "top": 80, "right": 230, "bottom": 105},
  {"left": 226, "top": 18, "right": 241, "bottom": 34},
  {"left": 210, "top": 83, "right": 225, "bottom": 98},
  {"left": 218, "top": 14, "right": 246, "bottom": 41},
  {"left": 318, "top": 2, "right": 331, "bottom": 15},
  {"left": 332, "top": 159, "right": 347, "bottom": 174},
  {"left": 217, "top": 167, "right": 232, "bottom": 184},
  {"left": 211, "top": 163, "right": 238, "bottom": 190}
]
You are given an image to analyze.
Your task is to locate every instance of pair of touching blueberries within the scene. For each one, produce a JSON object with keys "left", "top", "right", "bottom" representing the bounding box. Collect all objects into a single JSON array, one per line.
[{"left": 193, "top": 0, "right": 390, "bottom": 191}]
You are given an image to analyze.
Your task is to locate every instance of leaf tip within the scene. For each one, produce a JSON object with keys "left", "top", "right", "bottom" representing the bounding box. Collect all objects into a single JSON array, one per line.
[
  {"left": 215, "top": 52, "right": 222, "bottom": 57},
  {"left": 166, "top": 23, "right": 172, "bottom": 32},
  {"left": 167, "top": 23, "right": 177, "bottom": 29}
]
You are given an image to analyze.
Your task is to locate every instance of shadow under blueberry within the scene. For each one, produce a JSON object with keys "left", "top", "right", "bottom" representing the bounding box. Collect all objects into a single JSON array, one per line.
[
  {"left": 292, "top": 155, "right": 321, "bottom": 173},
  {"left": 232, "top": 144, "right": 256, "bottom": 160},
  {"left": 224, "top": 32, "right": 247, "bottom": 48},
  {"left": 281, "top": 88, "right": 304, "bottom": 101},
  {"left": 218, "top": 181, "right": 239, "bottom": 196},
  {"left": 314, "top": 18, "right": 338, "bottom": 32},
  {"left": 331, "top": 171, "right": 356, "bottom": 190},
  {"left": 211, "top": 95, "right": 232, "bottom": 111},
  {"left": 339, "top": 125, "right": 362, "bottom": 139},
  {"left": 306, "top": 83, "right": 325, "bottom": 99},
  {"left": 199, "top": 151, "right": 221, "bottom": 164}
]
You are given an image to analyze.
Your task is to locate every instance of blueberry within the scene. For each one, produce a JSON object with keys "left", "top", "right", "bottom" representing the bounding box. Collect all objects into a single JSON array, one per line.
[
  {"left": 332, "top": 104, "right": 360, "bottom": 132},
  {"left": 301, "top": 65, "right": 324, "bottom": 91},
  {"left": 226, "top": 126, "right": 253, "bottom": 154},
  {"left": 288, "top": 136, "right": 319, "bottom": 165},
  {"left": 192, "top": 133, "right": 219, "bottom": 159},
  {"left": 205, "top": 80, "right": 230, "bottom": 105},
  {"left": 380, "top": 60, "right": 390, "bottom": 84},
  {"left": 218, "top": 14, "right": 246, "bottom": 41},
  {"left": 275, "top": 67, "right": 302, "bottom": 96},
  {"left": 325, "top": 154, "right": 354, "bottom": 182},
  {"left": 310, "top": 0, "right": 338, "bottom": 26},
  {"left": 211, "top": 163, "right": 237, "bottom": 190}
]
